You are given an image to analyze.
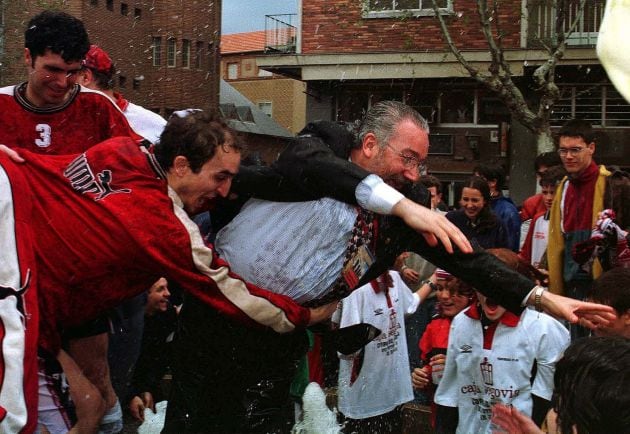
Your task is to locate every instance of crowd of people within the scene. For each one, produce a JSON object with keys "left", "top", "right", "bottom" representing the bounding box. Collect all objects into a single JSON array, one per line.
[{"left": 0, "top": 9, "right": 627, "bottom": 434}]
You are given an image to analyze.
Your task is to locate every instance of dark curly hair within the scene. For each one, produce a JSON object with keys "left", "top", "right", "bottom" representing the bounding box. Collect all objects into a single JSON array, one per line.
[
  {"left": 155, "top": 111, "right": 242, "bottom": 173},
  {"left": 25, "top": 10, "right": 90, "bottom": 63},
  {"left": 552, "top": 337, "right": 630, "bottom": 434}
]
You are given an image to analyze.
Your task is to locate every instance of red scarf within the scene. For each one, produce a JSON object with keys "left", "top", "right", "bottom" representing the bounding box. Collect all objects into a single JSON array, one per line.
[{"left": 563, "top": 162, "right": 599, "bottom": 232}]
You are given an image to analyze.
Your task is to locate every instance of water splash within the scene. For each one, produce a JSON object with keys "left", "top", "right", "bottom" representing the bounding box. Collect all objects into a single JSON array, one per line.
[{"left": 292, "top": 383, "right": 342, "bottom": 434}]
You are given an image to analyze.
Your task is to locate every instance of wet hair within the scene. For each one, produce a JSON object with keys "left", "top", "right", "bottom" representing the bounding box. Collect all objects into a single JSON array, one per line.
[
  {"left": 473, "top": 163, "right": 506, "bottom": 189},
  {"left": 487, "top": 248, "right": 548, "bottom": 284},
  {"left": 443, "top": 277, "right": 474, "bottom": 299},
  {"left": 419, "top": 175, "right": 442, "bottom": 193},
  {"left": 356, "top": 101, "right": 429, "bottom": 149},
  {"left": 88, "top": 64, "right": 117, "bottom": 90},
  {"left": 588, "top": 267, "right": 630, "bottom": 316},
  {"left": 25, "top": 10, "right": 90, "bottom": 63},
  {"left": 154, "top": 111, "right": 242, "bottom": 173},
  {"left": 552, "top": 336, "right": 630, "bottom": 434},
  {"left": 557, "top": 119, "right": 595, "bottom": 144},
  {"left": 534, "top": 151, "right": 562, "bottom": 171},
  {"left": 539, "top": 165, "right": 566, "bottom": 188},
  {"left": 461, "top": 175, "right": 497, "bottom": 229}
]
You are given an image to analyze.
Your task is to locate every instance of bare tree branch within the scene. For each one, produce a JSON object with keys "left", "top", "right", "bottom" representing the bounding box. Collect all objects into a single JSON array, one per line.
[{"left": 430, "top": 0, "right": 485, "bottom": 80}]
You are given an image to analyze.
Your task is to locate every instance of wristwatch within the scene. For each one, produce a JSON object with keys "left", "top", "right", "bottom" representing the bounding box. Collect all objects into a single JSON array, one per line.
[{"left": 422, "top": 279, "right": 439, "bottom": 292}]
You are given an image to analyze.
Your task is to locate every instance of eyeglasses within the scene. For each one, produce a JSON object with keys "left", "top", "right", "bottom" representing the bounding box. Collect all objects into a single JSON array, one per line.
[
  {"left": 557, "top": 147, "right": 587, "bottom": 157},
  {"left": 386, "top": 143, "right": 427, "bottom": 174}
]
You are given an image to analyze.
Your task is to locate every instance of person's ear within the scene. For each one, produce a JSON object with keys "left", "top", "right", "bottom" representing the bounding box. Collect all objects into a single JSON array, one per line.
[
  {"left": 173, "top": 156, "right": 190, "bottom": 177},
  {"left": 362, "top": 132, "right": 379, "bottom": 158},
  {"left": 24, "top": 48, "right": 32, "bottom": 68},
  {"left": 77, "top": 68, "right": 92, "bottom": 86}
]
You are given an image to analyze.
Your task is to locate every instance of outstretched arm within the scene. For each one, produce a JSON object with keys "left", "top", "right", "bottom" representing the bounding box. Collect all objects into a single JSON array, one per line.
[
  {"left": 0, "top": 145, "right": 24, "bottom": 163},
  {"left": 258, "top": 126, "right": 472, "bottom": 254}
]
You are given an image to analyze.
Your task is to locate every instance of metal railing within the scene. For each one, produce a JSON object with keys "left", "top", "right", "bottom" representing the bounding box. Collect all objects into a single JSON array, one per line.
[
  {"left": 264, "top": 14, "right": 297, "bottom": 54},
  {"left": 527, "top": 0, "right": 604, "bottom": 47}
]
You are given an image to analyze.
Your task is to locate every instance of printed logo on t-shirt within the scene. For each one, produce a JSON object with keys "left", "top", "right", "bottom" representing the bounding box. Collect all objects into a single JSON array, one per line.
[
  {"left": 480, "top": 357, "right": 493, "bottom": 385},
  {"left": 64, "top": 153, "right": 131, "bottom": 201},
  {"left": 459, "top": 344, "right": 472, "bottom": 353}
]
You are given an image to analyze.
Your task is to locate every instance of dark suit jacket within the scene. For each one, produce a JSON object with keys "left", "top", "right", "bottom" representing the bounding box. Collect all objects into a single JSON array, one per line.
[{"left": 229, "top": 121, "right": 534, "bottom": 314}]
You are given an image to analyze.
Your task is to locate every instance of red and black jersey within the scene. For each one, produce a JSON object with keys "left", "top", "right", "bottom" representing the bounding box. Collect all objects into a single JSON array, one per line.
[
  {"left": 0, "top": 83, "right": 142, "bottom": 154},
  {"left": 0, "top": 137, "right": 309, "bottom": 353}
]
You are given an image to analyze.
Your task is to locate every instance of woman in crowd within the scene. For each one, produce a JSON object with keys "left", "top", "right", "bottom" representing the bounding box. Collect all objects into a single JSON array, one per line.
[{"left": 446, "top": 176, "right": 510, "bottom": 249}]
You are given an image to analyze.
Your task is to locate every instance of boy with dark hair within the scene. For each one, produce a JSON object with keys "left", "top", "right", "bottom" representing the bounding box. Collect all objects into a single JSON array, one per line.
[
  {"left": 0, "top": 11, "right": 142, "bottom": 433},
  {"left": 588, "top": 267, "right": 630, "bottom": 338},
  {"left": 473, "top": 163, "right": 521, "bottom": 251},
  {"left": 0, "top": 10, "right": 140, "bottom": 152},
  {"left": 548, "top": 118, "right": 630, "bottom": 339},
  {"left": 520, "top": 152, "right": 563, "bottom": 222},
  {"left": 520, "top": 165, "right": 567, "bottom": 269},
  {"left": 24, "top": 10, "right": 90, "bottom": 62}
]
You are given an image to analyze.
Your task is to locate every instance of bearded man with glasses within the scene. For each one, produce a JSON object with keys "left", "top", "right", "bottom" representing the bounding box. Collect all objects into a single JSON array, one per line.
[{"left": 548, "top": 119, "right": 630, "bottom": 340}]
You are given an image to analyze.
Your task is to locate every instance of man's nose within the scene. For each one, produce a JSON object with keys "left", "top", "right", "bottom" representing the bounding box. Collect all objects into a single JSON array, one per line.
[
  {"left": 404, "top": 168, "right": 420, "bottom": 183},
  {"left": 217, "top": 179, "right": 232, "bottom": 198}
]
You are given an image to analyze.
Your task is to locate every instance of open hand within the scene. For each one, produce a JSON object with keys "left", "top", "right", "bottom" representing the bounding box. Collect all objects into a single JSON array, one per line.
[{"left": 393, "top": 198, "right": 472, "bottom": 254}]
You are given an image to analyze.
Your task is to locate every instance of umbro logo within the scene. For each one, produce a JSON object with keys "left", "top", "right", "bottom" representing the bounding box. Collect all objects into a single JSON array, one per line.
[
  {"left": 374, "top": 308, "right": 384, "bottom": 315},
  {"left": 460, "top": 344, "right": 472, "bottom": 353}
]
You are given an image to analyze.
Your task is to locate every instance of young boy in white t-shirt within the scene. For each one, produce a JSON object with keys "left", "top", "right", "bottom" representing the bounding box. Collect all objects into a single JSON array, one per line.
[{"left": 435, "top": 251, "right": 570, "bottom": 434}]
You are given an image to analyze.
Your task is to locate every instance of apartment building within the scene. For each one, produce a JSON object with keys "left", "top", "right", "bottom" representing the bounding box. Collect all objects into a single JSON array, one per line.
[
  {"left": 221, "top": 29, "right": 306, "bottom": 134},
  {"left": 258, "top": 0, "right": 629, "bottom": 203}
]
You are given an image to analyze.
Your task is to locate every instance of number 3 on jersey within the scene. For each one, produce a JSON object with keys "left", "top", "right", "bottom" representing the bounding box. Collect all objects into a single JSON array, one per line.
[{"left": 35, "top": 124, "right": 52, "bottom": 148}]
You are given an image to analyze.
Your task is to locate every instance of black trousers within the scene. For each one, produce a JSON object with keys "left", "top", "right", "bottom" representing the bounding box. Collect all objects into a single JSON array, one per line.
[{"left": 163, "top": 293, "right": 309, "bottom": 433}]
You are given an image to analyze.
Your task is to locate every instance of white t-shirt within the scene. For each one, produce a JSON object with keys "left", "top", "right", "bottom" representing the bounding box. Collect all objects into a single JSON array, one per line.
[
  {"left": 124, "top": 102, "right": 166, "bottom": 144},
  {"left": 529, "top": 214, "right": 550, "bottom": 268},
  {"left": 336, "top": 271, "right": 420, "bottom": 419},
  {"left": 435, "top": 307, "right": 569, "bottom": 434}
]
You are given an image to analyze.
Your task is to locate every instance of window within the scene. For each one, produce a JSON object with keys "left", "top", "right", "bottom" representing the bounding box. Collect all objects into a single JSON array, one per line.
[
  {"left": 134, "top": 8, "right": 141, "bottom": 19},
  {"left": 182, "top": 39, "right": 191, "bottom": 68},
  {"left": 195, "top": 41, "right": 203, "bottom": 69},
  {"left": 151, "top": 37, "right": 162, "bottom": 66},
  {"left": 227, "top": 62, "right": 238, "bottom": 80},
  {"left": 258, "top": 101, "right": 273, "bottom": 117},
  {"left": 90, "top": 0, "right": 98, "bottom": 5},
  {"left": 120, "top": 3, "right": 128, "bottom": 15},
  {"left": 439, "top": 91, "right": 474, "bottom": 124},
  {"left": 132, "top": 78, "right": 141, "bottom": 90},
  {"left": 106, "top": 0, "right": 113, "bottom": 11},
  {"left": 119, "top": 75, "right": 127, "bottom": 89},
  {"left": 551, "top": 84, "right": 630, "bottom": 127},
  {"left": 167, "top": 37, "right": 176, "bottom": 67},
  {"left": 363, "top": 0, "right": 451, "bottom": 18}
]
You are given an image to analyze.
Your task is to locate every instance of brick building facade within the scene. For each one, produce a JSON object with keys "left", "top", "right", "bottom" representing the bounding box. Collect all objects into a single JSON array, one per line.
[
  {"left": 259, "top": 0, "right": 629, "bottom": 205},
  {"left": 0, "top": 0, "right": 220, "bottom": 116}
]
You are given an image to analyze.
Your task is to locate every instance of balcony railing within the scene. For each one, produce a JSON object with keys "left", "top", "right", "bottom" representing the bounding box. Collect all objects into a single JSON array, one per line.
[
  {"left": 527, "top": 0, "right": 604, "bottom": 47},
  {"left": 264, "top": 14, "right": 297, "bottom": 54}
]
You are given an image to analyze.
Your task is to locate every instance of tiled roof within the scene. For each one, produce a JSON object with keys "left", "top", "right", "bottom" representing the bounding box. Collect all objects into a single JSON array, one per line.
[{"left": 221, "top": 31, "right": 267, "bottom": 54}]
